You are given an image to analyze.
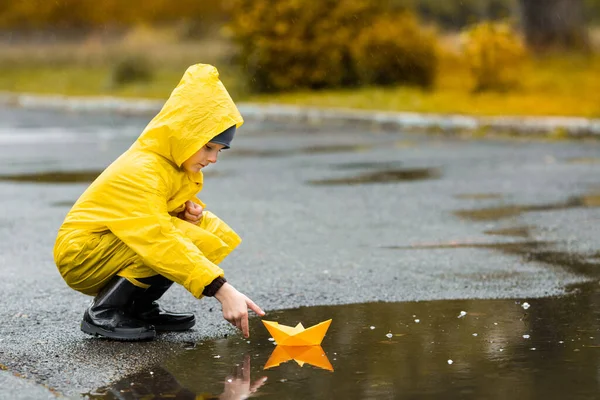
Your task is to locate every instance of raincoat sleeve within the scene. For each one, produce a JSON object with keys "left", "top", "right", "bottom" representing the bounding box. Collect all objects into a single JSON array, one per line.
[
  {"left": 189, "top": 196, "right": 206, "bottom": 209},
  {"left": 104, "top": 169, "right": 224, "bottom": 299}
]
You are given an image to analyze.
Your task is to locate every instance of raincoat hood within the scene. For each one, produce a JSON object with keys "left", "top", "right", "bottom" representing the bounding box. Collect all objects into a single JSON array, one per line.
[{"left": 135, "top": 64, "right": 244, "bottom": 168}]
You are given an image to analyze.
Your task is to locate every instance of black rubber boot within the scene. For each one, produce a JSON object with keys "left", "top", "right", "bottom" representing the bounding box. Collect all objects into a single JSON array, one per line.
[
  {"left": 132, "top": 275, "right": 196, "bottom": 332},
  {"left": 81, "top": 276, "right": 156, "bottom": 341}
]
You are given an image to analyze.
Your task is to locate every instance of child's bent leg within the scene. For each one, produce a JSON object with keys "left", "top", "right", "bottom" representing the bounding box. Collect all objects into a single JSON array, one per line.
[
  {"left": 130, "top": 275, "right": 196, "bottom": 332},
  {"left": 61, "top": 213, "right": 239, "bottom": 296},
  {"left": 59, "top": 231, "right": 151, "bottom": 296},
  {"left": 57, "top": 232, "right": 156, "bottom": 340},
  {"left": 72, "top": 236, "right": 196, "bottom": 333},
  {"left": 80, "top": 275, "right": 155, "bottom": 341}
]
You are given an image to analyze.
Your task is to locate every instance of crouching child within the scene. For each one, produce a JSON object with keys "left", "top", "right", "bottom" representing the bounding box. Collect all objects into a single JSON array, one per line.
[{"left": 53, "top": 64, "right": 264, "bottom": 341}]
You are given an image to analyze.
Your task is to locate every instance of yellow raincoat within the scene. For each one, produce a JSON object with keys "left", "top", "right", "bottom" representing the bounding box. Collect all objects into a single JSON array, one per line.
[{"left": 53, "top": 64, "right": 244, "bottom": 298}]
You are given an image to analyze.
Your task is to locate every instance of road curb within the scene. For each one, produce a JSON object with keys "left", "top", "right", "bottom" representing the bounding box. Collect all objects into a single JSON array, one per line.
[{"left": 1, "top": 92, "right": 599, "bottom": 138}]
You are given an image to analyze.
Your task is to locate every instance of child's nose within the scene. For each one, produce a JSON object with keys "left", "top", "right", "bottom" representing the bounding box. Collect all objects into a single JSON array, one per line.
[{"left": 208, "top": 153, "right": 218, "bottom": 163}]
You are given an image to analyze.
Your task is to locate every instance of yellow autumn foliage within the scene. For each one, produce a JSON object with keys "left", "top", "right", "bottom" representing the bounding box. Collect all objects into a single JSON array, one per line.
[
  {"left": 462, "top": 21, "right": 528, "bottom": 92},
  {"left": 350, "top": 12, "right": 439, "bottom": 88},
  {"left": 0, "top": 0, "right": 225, "bottom": 29},
  {"left": 227, "top": 0, "right": 439, "bottom": 93}
]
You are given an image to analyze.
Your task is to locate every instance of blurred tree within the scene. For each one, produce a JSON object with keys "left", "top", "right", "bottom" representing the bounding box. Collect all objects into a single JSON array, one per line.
[
  {"left": 226, "top": 0, "right": 439, "bottom": 92},
  {"left": 518, "top": 0, "right": 589, "bottom": 51},
  {"left": 462, "top": 21, "right": 527, "bottom": 92},
  {"left": 3, "top": 0, "right": 599, "bottom": 34},
  {"left": 391, "top": 0, "right": 514, "bottom": 30},
  {"left": 0, "top": 0, "right": 226, "bottom": 33}
]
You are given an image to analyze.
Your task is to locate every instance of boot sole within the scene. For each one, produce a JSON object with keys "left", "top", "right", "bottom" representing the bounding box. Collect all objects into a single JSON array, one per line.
[
  {"left": 81, "top": 320, "right": 156, "bottom": 341},
  {"left": 155, "top": 319, "right": 196, "bottom": 332}
]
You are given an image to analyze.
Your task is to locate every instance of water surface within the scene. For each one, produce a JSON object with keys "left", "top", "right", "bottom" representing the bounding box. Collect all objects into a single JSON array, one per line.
[{"left": 88, "top": 283, "right": 600, "bottom": 399}]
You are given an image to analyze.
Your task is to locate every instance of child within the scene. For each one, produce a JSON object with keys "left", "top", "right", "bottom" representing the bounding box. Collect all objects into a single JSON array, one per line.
[{"left": 53, "top": 64, "right": 265, "bottom": 341}]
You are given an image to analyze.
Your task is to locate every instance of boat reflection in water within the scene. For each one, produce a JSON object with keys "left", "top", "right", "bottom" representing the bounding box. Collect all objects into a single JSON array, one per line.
[{"left": 264, "top": 345, "right": 334, "bottom": 372}]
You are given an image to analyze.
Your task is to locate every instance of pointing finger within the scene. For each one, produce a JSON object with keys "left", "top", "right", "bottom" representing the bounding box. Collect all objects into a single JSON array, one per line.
[
  {"left": 246, "top": 298, "right": 265, "bottom": 317},
  {"left": 242, "top": 354, "right": 251, "bottom": 381},
  {"left": 241, "top": 314, "right": 249, "bottom": 338}
]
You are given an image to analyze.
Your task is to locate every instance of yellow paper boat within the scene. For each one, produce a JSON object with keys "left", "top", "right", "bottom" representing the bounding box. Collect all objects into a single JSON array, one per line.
[
  {"left": 264, "top": 345, "right": 334, "bottom": 371},
  {"left": 262, "top": 319, "right": 332, "bottom": 346}
]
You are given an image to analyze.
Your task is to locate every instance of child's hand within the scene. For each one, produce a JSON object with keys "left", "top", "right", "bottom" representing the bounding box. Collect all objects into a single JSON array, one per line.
[
  {"left": 219, "top": 354, "right": 267, "bottom": 400},
  {"left": 178, "top": 200, "right": 203, "bottom": 224},
  {"left": 214, "top": 283, "right": 265, "bottom": 338}
]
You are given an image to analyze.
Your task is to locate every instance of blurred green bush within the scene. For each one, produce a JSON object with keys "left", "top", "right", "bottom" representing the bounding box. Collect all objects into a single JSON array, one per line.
[
  {"left": 462, "top": 21, "right": 527, "bottom": 92},
  {"left": 227, "top": 0, "right": 439, "bottom": 93}
]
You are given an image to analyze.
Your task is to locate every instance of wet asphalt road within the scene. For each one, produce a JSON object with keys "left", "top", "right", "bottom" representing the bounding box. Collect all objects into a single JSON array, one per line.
[{"left": 0, "top": 106, "right": 599, "bottom": 398}]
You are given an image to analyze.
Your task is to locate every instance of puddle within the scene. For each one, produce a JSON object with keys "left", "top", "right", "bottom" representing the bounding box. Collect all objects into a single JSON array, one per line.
[
  {"left": 0, "top": 170, "right": 103, "bottom": 183},
  {"left": 308, "top": 168, "right": 439, "bottom": 186},
  {"left": 88, "top": 284, "right": 600, "bottom": 400},
  {"left": 229, "top": 144, "right": 373, "bottom": 158},
  {"left": 453, "top": 192, "right": 600, "bottom": 222},
  {"left": 0, "top": 170, "right": 226, "bottom": 184},
  {"left": 386, "top": 239, "right": 600, "bottom": 279},
  {"left": 565, "top": 157, "right": 600, "bottom": 164},
  {"left": 484, "top": 226, "right": 532, "bottom": 238},
  {"left": 446, "top": 192, "right": 600, "bottom": 279},
  {"left": 384, "top": 240, "right": 551, "bottom": 251},
  {"left": 454, "top": 193, "right": 504, "bottom": 200},
  {"left": 51, "top": 201, "right": 75, "bottom": 208},
  {"left": 330, "top": 161, "right": 405, "bottom": 170}
]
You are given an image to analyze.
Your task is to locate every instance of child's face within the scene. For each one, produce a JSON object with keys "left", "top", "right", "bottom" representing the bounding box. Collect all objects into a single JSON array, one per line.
[{"left": 182, "top": 142, "right": 226, "bottom": 173}]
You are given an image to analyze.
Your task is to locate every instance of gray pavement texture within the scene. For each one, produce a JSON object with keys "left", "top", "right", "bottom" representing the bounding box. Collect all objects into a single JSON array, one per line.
[
  {"left": 0, "top": 106, "right": 599, "bottom": 398},
  {"left": 1, "top": 92, "right": 600, "bottom": 137},
  {"left": 0, "top": 371, "right": 61, "bottom": 399}
]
